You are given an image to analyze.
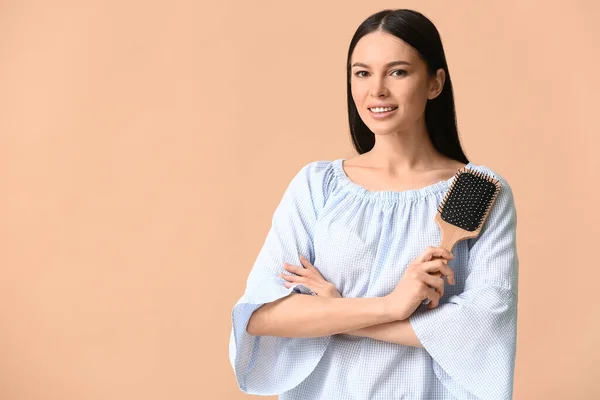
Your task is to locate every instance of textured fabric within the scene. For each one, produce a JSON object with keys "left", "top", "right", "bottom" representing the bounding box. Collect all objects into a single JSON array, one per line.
[{"left": 229, "top": 158, "right": 519, "bottom": 400}]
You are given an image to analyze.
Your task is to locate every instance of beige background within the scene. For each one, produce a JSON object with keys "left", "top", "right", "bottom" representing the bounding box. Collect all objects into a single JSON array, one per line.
[{"left": 1, "top": 0, "right": 598, "bottom": 399}]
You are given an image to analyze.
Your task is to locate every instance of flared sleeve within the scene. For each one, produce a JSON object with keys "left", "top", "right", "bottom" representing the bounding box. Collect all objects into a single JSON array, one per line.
[
  {"left": 409, "top": 174, "right": 519, "bottom": 400},
  {"left": 228, "top": 161, "right": 334, "bottom": 395}
]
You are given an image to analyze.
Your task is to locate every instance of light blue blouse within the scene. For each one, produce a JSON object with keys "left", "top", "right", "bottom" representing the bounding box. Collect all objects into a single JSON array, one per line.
[{"left": 229, "top": 158, "right": 519, "bottom": 400}]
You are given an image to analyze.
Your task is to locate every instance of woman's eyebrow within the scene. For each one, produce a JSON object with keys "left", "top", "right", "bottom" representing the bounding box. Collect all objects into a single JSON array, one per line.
[{"left": 351, "top": 60, "right": 411, "bottom": 68}]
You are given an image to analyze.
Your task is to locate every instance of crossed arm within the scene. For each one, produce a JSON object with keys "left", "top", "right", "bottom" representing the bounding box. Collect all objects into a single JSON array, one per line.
[
  {"left": 246, "top": 293, "right": 424, "bottom": 348},
  {"left": 345, "top": 317, "right": 422, "bottom": 347}
]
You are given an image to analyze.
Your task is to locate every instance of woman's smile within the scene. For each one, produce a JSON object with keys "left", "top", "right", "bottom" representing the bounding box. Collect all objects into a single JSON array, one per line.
[{"left": 368, "top": 106, "right": 399, "bottom": 119}]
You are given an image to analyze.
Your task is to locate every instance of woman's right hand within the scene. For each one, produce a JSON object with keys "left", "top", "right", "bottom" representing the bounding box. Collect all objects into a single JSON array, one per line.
[{"left": 383, "top": 246, "right": 456, "bottom": 321}]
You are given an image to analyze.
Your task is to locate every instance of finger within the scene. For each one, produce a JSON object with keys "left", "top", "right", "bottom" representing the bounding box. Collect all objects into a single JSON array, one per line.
[
  {"left": 279, "top": 272, "right": 306, "bottom": 282},
  {"left": 283, "top": 263, "right": 309, "bottom": 277},
  {"left": 422, "top": 273, "right": 445, "bottom": 298},
  {"left": 432, "top": 255, "right": 449, "bottom": 265},
  {"left": 420, "top": 260, "right": 455, "bottom": 285},
  {"left": 430, "top": 270, "right": 453, "bottom": 286},
  {"left": 425, "top": 247, "right": 454, "bottom": 262},
  {"left": 299, "top": 256, "right": 327, "bottom": 280},
  {"left": 427, "top": 289, "right": 442, "bottom": 309},
  {"left": 299, "top": 255, "right": 311, "bottom": 265},
  {"left": 431, "top": 271, "right": 446, "bottom": 283},
  {"left": 299, "top": 256, "right": 323, "bottom": 275},
  {"left": 417, "top": 246, "right": 454, "bottom": 263},
  {"left": 420, "top": 258, "right": 448, "bottom": 272},
  {"left": 299, "top": 256, "right": 317, "bottom": 272}
]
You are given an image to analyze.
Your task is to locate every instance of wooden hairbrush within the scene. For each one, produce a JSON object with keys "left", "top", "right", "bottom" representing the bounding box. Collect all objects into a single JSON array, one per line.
[
  {"left": 435, "top": 166, "right": 502, "bottom": 253},
  {"left": 426, "top": 166, "right": 502, "bottom": 298}
]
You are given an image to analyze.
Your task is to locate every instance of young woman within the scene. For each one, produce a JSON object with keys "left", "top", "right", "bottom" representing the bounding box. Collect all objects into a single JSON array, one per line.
[{"left": 229, "top": 9, "right": 518, "bottom": 400}]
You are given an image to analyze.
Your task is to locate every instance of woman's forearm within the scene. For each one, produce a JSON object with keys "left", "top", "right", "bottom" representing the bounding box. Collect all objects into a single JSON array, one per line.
[
  {"left": 246, "top": 293, "right": 392, "bottom": 338},
  {"left": 343, "top": 319, "right": 424, "bottom": 348}
]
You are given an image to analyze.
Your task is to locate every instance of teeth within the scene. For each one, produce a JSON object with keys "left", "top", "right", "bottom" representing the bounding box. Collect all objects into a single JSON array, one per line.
[{"left": 369, "top": 107, "right": 397, "bottom": 113}]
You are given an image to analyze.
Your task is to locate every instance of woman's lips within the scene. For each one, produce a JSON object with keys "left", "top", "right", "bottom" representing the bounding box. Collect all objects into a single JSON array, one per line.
[{"left": 368, "top": 107, "right": 398, "bottom": 119}]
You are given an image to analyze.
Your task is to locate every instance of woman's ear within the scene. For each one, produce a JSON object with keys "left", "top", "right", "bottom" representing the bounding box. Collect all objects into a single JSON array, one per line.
[{"left": 428, "top": 68, "right": 446, "bottom": 100}]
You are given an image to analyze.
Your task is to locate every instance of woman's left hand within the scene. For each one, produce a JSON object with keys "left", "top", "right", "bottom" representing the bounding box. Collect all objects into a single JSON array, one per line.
[{"left": 279, "top": 255, "right": 342, "bottom": 298}]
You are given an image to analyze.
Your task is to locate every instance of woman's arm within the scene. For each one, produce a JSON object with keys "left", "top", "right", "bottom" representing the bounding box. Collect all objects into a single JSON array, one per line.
[
  {"left": 248, "top": 291, "right": 423, "bottom": 347},
  {"left": 343, "top": 320, "right": 423, "bottom": 348},
  {"left": 272, "top": 249, "right": 454, "bottom": 347},
  {"left": 246, "top": 293, "right": 393, "bottom": 337}
]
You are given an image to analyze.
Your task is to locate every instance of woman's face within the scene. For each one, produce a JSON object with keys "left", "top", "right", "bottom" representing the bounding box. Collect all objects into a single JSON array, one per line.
[{"left": 350, "top": 30, "right": 444, "bottom": 135}]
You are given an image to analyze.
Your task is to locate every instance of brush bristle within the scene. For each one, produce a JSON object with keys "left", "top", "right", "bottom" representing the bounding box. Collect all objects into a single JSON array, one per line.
[{"left": 437, "top": 169, "right": 501, "bottom": 232}]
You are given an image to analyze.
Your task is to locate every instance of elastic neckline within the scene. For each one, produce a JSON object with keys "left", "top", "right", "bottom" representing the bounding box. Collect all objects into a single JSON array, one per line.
[{"left": 332, "top": 158, "right": 475, "bottom": 201}]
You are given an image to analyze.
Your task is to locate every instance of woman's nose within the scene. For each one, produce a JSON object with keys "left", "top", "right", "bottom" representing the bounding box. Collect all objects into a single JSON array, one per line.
[{"left": 370, "top": 80, "right": 389, "bottom": 97}]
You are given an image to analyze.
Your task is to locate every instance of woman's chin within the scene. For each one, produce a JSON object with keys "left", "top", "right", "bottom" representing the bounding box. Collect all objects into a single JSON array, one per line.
[{"left": 366, "top": 124, "right": 404, "bottom": 136}]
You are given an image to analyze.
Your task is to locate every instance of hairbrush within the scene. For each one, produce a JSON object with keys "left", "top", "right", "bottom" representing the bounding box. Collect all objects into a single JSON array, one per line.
[
  {"left": 435, "top": 166, "right": 502, "bottom": 253},
  {"left": 425, "top": 166, "right": 502, "bottom": 304}
]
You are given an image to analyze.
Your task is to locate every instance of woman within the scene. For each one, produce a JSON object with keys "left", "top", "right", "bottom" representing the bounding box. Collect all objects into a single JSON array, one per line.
[{"left": 229, "top": 8, "right": 518, "bottom": 400}]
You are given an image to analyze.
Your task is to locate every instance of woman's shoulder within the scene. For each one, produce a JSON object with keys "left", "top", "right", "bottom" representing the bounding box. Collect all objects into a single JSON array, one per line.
[
  {"left": 284, "top": 159, "right": 341, "bottom": 209},
  {"left": 300, "top": 158, "right": 336, "bottom": 172},
  {"left": 293, "top": 158, "right": 338, "bottom": 183}
]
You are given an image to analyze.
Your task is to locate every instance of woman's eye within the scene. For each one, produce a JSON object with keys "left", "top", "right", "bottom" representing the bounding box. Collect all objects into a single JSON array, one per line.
[{"left": 353, "top": 70, "right": 406, "bottom": 78}]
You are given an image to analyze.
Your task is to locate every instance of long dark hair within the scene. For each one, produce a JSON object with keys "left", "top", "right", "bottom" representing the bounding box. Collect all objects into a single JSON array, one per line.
[{"left": 346, "top": 9, "right": 469, "bottom": 164}]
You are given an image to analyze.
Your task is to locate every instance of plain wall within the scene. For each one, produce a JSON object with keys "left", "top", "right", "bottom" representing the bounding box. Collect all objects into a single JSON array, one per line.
[{"left": 1, "top": 0, "right": 599, "bottom": 399}]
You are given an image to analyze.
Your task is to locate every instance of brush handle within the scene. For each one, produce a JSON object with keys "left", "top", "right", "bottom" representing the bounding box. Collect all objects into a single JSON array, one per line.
[
  {"left": 425, "top": 212, "right": 481, "bottom": 305},
  {"left": 439, "top": 229, "right": 459, "bottom": 255}
]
